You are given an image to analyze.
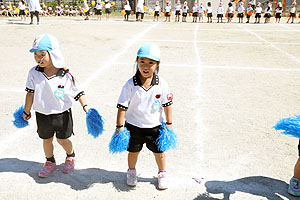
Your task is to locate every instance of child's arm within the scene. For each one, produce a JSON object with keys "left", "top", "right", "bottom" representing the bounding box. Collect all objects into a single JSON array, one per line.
[
  {"left": 78, "top": 95, "right": 90, "bottom": 113},
  {"left": 164, "top": 105, "right": 173, "bottom": 129},
  {"left": 23, "top": 92, "right": 34, "bottom": 121},
  {"left": 115, "top": 108, "right": 126, "bottom": 133}
]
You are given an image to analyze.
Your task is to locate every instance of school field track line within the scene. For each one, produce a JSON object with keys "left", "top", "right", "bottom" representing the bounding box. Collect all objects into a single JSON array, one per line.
[
  {"left": 193, "top": 22, "right": 204, "bottom": 169},
  {"left": 81, "top": 23, "right": 158, "bottom": 89},
  {"left": 138, "top": 38, "right": 300, "bottom": 45},
  {"left": 158, "top": 27, "right": 300, "bottom": 32},
  {"left": 238, "top": 24, "right": 300, "bottom": 64},
  {"left": 113, "top": 62, "right": 300, "bottom": 72},
  {"left": 4, "top": 62, "right": 300, "bottom": 94}
]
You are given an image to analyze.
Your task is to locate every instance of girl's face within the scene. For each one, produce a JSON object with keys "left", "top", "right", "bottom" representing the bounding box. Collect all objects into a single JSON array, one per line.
[
  {"left": 137, "top": 57, "right": 159, "bottom": 79},
  {"left": 34, "top": 50, "right": 52, "bottom": 68}
]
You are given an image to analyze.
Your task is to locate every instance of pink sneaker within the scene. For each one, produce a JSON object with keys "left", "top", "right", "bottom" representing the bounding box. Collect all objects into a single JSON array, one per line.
[
  {"left": 62, "top": 157, "right": 75, "bottom": 173},
  {"left": 126, "top": 168, "right": 137, "bottom": 187},
  {"left": 38, "top": 161, "right": 56, "bottom": 178}
]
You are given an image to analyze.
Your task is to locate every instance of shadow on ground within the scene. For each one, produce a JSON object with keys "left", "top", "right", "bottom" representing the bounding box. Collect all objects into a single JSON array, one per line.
[
  {"left": 0, "top": 158, "right": 156, "bottom": 191},
  {"left": 194, "top": 176, "right": 298, "bottom": 200}
]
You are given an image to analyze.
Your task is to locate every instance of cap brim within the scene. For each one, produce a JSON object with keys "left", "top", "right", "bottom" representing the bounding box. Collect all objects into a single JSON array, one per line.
[
  {"left": 137, "top": 54, "right": 160, "bottom": 61},
  {"left": 29, "top": 48, "right": 39, "bottom": 53}
]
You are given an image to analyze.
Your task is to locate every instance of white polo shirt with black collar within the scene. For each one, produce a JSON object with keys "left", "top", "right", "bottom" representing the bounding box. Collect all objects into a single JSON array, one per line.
[
  {"left": 117, "top": 71, "right": 173, "bottom": 128},
  {"left": 25, "top": 66, "right": 84, "bottom": 115}
]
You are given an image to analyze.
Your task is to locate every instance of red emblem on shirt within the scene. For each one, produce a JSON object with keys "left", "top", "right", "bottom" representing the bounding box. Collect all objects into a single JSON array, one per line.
[
  {"left": 167, "top": 93, "right": 173, "bottom": 101},
  {"left": 156, "top": 94, "right": 161, "bottom": 99}
]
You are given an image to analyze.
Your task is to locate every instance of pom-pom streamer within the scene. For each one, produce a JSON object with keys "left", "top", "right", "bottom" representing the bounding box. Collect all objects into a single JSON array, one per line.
[
  {"left": 12, "top": 105, "right": 29, "bottom": 128},
  {"left": 86, "top": 108, "right": 104, "bottom": 138},
  {"left": 109, "top": 128, "right": 130, "bottom": 154},
  {"left": 273, "top": 115, "right": 300, "bottom": 138},
  {"left": 156, "top": 122, "right": 178, "bottom": 152}
]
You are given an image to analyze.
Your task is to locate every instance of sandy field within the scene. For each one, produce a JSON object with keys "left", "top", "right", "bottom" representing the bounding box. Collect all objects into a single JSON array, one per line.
[{"left": 0, "top": 15, "right": 300, "bottom": 200}]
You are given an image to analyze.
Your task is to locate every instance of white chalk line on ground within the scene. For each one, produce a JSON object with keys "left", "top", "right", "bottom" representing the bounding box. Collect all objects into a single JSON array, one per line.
[
  {"left": 4, "top": 64, "right": 300, "bottom": 93},
  {"left": 81, "top": 23, "right": 157, "bottom": 88},
  {"left": 238, "top": 24, "right": 300, "bottom": 64},
  {"left": 2, "top": 62, "right": 300, "bottom": 94},
  {"left": 194, "top": 23, "right": 205, "bottom": 170},
  {"left": 113, "top": 62, "right": 300, "bottom": 72},
  {"left": 137, "top": 38, "right": 300, "bottom": 45},
  {"left": 158, "top": 27, "right": 300, "bottom": 32}
]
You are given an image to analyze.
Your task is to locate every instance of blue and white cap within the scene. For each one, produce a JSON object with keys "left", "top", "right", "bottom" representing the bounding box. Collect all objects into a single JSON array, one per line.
[
  {"left": 29, "top": 34, "right": 66, "bottom": 69},
  {"left": 137, "top": 43, "right": 160, "bottom": 61}
]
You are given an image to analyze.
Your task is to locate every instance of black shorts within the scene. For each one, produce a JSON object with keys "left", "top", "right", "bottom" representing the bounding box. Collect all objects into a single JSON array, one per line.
[
  {"left": 105, "top": 8, "right": 111, "bottom": 14},
  {"left": 165, "top": 12, "right": 170, "bottom": 16},
  {"left": 290, "top": 13, "right": 296, "bottom": 18},
  {"left": 207, "top": 13, "right": 212, "bottom": 17},
  {"left": 182, "top": 12, "right": 187, "bottom": 17},
  {"left": 175, "top": 10, "right": 180, "bottom": 15},
  {"left": 247, "top": 14, "right": 251, "bottom": 18},
  {"left": 19, "top": 10, "right": 25, "bottom": 15},
  {"left": 35, "top": 109, "right": 74, "bottom": 139},
  {"left": 238, "top": 13, "right": 243, "bottom": 18},
  {"left": 276, "top": 13, "right": 281, "bottom": 18},
  {"left": 264, "top": 13, "right": 271, "bottom": 18},
  {"left": 217, "top": 14, "right": 223, "bottom": 18},
  {"left": 95, "top": 9, "right": 102, "bottom": 15},
  {"left": 228, "top": 13, "right": 233, "bottom": 18},
  {"left": 125, "top": 10, "right": 131, "bottom": 15},
  {"left": 192, "top": 12, "right": 198, "bottom": 17},
  {"left": 255, "top": 13, "right": 261, "bottom": 18},
  {"left": 154, "top": 11, "right": 159, "bottom": 16},
  {"left": 125, "top": 122, "right": 163, "bottom": 153}
]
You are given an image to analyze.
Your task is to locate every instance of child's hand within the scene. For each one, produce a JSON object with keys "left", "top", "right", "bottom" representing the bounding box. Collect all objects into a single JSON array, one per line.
[
  {"left": 83, "top": 105, "right": 90, "bottom": 114},
  {"left": 23, "top": 111, "right": 31, "bottom": 121},
  {"left": 115, "top": 127, "right": 124, "bottom": 135},
  {"left": 166, "top": 124, "right": 173, "bottom": 129}
]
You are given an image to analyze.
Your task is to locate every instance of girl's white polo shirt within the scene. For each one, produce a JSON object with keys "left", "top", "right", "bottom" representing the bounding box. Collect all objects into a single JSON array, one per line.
[
  {"left": 175, "top": 4, "right": 181, "bottom": 11},
  {"left": 182, "top": 5, "right": 188, "bottom": 13},
  {"left": 117, "top": 72, "right": 173, "bottom": 128},
  {"left": 25, "top": 66, "right": 84, "bottom": 115},
  {"left": 154, "top": 5, "right": 160, "bottom": 11}
]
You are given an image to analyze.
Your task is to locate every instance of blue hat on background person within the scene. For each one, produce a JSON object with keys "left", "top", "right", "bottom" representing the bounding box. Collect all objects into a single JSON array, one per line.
[
  {"left": 29, "top": 34, "right": 66, "bottom": 69},
  {"left": 137, "top": 43, "right": 160, "bottom": 62}
]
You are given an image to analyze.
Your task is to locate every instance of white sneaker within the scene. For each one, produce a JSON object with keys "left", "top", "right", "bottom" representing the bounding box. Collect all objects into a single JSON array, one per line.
[
  {"left": 127, "top": 168, "right": 137, "bottom": 187},
  {"left": 158, "top": 172, "right": 168, "bottom": 190}
]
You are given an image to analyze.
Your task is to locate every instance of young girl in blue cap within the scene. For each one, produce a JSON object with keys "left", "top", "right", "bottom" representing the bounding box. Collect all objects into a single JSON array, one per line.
[
  {"left": 115, "top": 43, "right": 173, "bottom": 190},
  {"left": 23, "top": 34, "right": 90, "bottom": 178}
]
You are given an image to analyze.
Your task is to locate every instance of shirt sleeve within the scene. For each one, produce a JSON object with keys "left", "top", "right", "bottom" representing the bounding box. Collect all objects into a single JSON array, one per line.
[
  {"left": 67, "top": 75, "right": 85, "bottom": 101},
  {"left": 25, "top": 68, "right": 35, "bottom": 93},
  {"left": 117, "top": 80, "right": 132, "bottom": 110},
  {"left": 161, "top": 80, "right": 173, "bottom": 107}
]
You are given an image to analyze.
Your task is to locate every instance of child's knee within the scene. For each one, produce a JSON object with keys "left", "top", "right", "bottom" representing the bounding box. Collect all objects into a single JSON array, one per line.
[
  {"left": 154, "top": 152, "right": 165, "bottom": 159},
  {"left": 56, "top": 138, "right": 68, "bottom": 145}
]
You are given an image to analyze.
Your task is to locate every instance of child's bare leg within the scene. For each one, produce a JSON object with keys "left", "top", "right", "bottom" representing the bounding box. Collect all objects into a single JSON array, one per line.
[
  {"left": 57, "top": 138, "right": 74, "bottom": 155},
  {"left": 43, "top": 137, "right": 54, "bottom": 158},
  {"left": 128, "top": 152, "right": 139, "bottom": 168},
  {"left": 154, "top": 152, "right": 166, "bottom": 170},
  {"left": 294, "top": 157, "right": 300, "bottom": 179}
]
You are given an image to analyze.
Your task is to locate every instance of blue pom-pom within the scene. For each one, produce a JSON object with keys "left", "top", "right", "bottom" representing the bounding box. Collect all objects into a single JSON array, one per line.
[
  {"left": 12, "top": 105, "right": 29, "bottom": 128},
  {"left": 86, "top": 108, "right": 104, "bottom": 138},
  {"left": 109, "top": 128, "right": 130, "bottom": 154},
  {"left": 156, "top": 122, "right": 178, "bottom": 152},
  {"left": 274, "top": 115, "right": 300, "bottom": 138}
]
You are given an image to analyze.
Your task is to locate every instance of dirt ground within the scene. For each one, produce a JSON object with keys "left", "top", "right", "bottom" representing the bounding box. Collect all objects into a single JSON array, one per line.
[{"left": 0, "top": 14, "right": 300, "bottom": 200}]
